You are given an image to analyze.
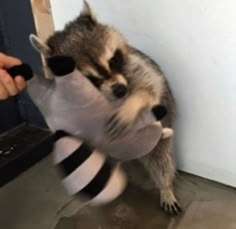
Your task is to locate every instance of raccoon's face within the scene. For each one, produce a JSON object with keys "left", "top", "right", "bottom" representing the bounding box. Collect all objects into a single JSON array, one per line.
[{"left": 30, "top": 1, "right": 129, "bottom": 101}]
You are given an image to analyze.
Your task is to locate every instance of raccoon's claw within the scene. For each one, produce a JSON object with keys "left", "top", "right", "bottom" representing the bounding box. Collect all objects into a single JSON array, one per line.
[
  {"left": 161, "top": 201, "right": 182, "bottom": 216},
  {"left": 160, "top": 190, "right": 182, "bottom": 216}
]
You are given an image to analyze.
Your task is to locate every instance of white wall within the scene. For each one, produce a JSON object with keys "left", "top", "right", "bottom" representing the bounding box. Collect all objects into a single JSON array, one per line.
[{"left": 50, "top": 0, "right": 236, "bottom": 187}]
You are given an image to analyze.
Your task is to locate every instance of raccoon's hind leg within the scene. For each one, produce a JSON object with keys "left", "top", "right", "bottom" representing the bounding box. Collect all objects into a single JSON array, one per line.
[{"left": 140, "top": 137, "right": 182, "bottom": 215}]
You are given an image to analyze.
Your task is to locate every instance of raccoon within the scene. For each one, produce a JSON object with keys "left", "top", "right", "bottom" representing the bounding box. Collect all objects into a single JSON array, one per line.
[{"left": 30, "top": 1, "right": 181, "bottom": 215}]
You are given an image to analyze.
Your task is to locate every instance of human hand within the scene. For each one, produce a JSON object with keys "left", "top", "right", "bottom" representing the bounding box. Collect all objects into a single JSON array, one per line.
[{"left": 0, "top": 53, "right": 26, "bottom": 100}]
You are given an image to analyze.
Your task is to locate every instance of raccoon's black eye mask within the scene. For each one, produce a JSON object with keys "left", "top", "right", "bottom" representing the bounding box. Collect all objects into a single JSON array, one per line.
[
  {"left": 109, "top": 49, "right": 124, "bottom": 73},
  {"left": 86, "top": 74, "right": 104, "bottom": 88}
]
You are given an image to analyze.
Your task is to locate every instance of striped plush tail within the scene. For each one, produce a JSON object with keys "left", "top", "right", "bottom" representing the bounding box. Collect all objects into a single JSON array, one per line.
[{"left": 53, "top": 131, "right": 127, "bottom": 206}]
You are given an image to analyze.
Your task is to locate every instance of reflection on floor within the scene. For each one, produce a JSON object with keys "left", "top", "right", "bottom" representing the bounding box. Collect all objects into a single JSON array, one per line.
[{"left": 0, "top": 156, "right": 235, "bottom": 229}]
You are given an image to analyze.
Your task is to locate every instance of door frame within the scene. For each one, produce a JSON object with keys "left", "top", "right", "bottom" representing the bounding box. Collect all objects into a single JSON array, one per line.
[{"left": 30, "top": 0, "right": 55, "bottom": 78}]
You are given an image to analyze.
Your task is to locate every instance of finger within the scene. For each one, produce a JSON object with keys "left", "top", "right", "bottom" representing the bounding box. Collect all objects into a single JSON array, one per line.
[
  {"left": 0, "top": 53, "right": 22, "bottom": 69},
  {"left": 0, "top": 81, "right": 9, "bottom": 100},
  {"left": 14, "top": 75, "right": 27, "bottom": 91},
  {"left": 0, "top": 69, "right": 19, "bottom": 96}
]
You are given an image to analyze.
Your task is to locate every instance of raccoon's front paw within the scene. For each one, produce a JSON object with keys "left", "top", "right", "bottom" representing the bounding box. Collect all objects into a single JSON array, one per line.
[
  {"left": 160, "top": 190, "right": 182, "bottom": 216},
  {"left": 105, "top": 106, "right": 136, "bottom": 140}
]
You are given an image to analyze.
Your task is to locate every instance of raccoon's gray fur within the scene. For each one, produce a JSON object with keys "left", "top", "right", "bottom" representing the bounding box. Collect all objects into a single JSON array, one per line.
[{"left": 31, "top": 1, "right": 181, "bottom": 215}]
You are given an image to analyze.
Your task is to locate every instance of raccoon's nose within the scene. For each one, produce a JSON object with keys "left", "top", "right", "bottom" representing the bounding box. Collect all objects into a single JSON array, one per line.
[{"left": 112, "top": 84, "right": 128, "bottom": 98}]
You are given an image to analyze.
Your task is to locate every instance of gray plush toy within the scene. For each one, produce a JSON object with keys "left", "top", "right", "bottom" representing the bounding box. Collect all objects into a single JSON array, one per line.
[{"left": 7, "top": 54, "right": 172, "bottom": 206}]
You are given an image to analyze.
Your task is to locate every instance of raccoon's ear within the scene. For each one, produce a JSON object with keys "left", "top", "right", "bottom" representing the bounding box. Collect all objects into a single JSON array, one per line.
[
  {"left": 79, "top": 0, "right": 97, "bottom": 24},
  {"left": 29, "top": 34, "right": 50, "bottom": 55}
]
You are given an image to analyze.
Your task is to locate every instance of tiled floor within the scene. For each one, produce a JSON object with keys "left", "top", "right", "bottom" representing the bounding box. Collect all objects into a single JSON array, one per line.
[{"left": 0, "top": 156, "right": 236, "bottom": 229}]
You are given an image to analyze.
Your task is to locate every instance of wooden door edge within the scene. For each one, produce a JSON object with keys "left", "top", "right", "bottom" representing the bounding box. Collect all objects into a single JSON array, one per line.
[{"left": 30, "top": 0, "right": 55, "bottom": 78}]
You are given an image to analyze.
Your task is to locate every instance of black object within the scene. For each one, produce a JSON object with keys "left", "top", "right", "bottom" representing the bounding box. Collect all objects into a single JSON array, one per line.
[
  {"left": 54, "top": 130, "right": 70, "bottom": 141},
  {"left": 7, "top": 63, "right": 33, "bottom": 81},
  {"left": 47, "top": 56, "right": 75, "bottom": 76},
  {"left": 4, "top": 63, "right": 47, "bottom": 131},
  {"left": 0, "top": 123, "right": 54, "bottom": 188},
  {"left": 112, "top": 84, "right": 128, "bottom": 98},
  {"left": 152, "top": 105, "right": 167, "bottom": 120}
]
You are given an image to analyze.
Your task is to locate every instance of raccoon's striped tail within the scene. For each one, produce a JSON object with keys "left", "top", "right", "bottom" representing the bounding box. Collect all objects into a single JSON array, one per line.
[{"left": 53, "top": 130, "right": 127, "bottom": 206}]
